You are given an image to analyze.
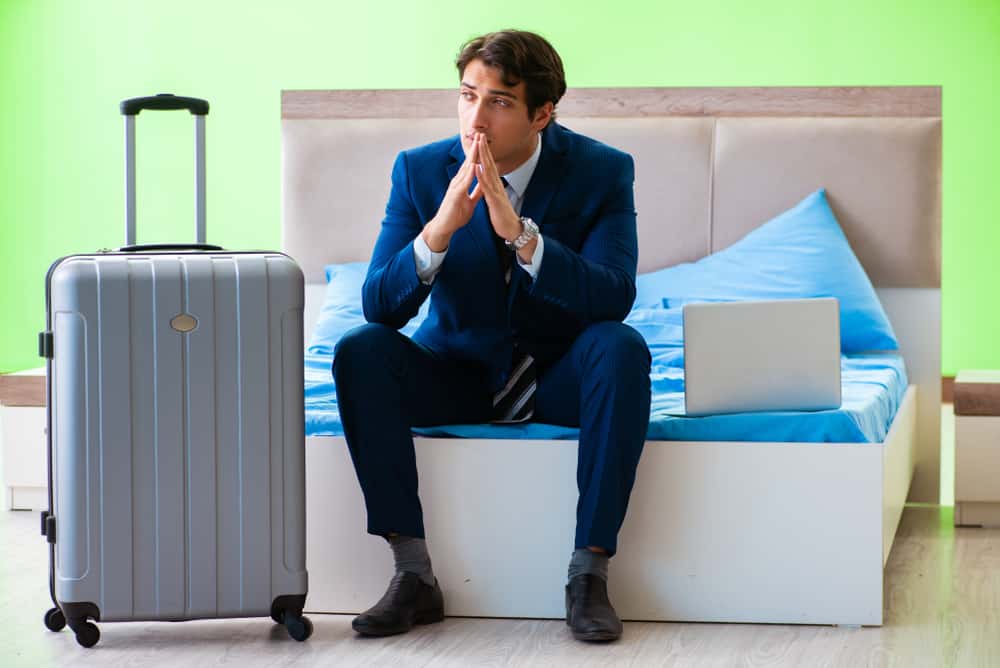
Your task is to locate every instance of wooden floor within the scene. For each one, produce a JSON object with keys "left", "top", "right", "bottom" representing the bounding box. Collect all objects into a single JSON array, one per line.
[{"left": 1, "top": 505, "right": 998, "bottom": 667}]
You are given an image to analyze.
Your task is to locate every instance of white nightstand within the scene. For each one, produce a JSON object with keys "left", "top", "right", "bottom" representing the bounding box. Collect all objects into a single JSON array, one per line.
[
  {"left": 0, "top": 367, "right": 48, "bottom": 511},
  {"left": 954, "top": 370, "right": 1000, "bottom": 527}
]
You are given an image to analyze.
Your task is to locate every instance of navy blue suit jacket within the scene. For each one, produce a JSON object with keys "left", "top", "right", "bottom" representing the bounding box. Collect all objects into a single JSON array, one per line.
[{"left": 362, "top": 122, "right": 638, "bottom": 390}]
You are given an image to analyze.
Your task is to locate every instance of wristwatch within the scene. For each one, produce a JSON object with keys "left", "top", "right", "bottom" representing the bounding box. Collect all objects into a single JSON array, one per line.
[{"left": 504, "top": 217, "right": 539, "bottom": 250}]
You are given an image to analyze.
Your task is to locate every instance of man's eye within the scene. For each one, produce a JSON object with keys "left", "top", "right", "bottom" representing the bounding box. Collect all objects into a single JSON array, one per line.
[
  {"left": 461, "top": 91, "right": 474, "bottom": 100},
  {"left": 493, "top": 98, "right": 510, "bottom": 107}
]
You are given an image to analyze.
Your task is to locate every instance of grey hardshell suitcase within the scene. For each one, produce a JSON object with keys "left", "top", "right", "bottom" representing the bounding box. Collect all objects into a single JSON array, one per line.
[{"left": 40, "top": 95, "right": 311, "bottom": 648}]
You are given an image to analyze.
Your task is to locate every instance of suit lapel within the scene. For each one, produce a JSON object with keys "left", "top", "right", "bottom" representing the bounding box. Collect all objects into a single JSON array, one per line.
[
  {"left": 445, "top": 138, "right": 464, "bottom": 179},
  {"left": 520, "top": 123, "right": 569, "bottom": 227}
]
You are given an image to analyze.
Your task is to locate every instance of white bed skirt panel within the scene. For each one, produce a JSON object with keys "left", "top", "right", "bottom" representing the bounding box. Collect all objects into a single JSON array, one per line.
[{"left": 303, "top": 386, "right": 916, "bottom": 625}]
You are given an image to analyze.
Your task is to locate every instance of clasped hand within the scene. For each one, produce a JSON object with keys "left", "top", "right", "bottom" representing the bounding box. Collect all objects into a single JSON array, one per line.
[{"left": 421, "top": 133, "right": 522, "bottom": 252}]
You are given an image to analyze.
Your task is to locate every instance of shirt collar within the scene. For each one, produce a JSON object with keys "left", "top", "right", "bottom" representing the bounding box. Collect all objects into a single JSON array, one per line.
[{"left": 501, "top": 133, "right": 542, "bottom": 201}]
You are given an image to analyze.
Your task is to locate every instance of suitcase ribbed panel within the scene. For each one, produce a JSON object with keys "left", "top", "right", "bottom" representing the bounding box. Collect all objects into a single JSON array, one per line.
[
  {"left": 185, "top": 257, "right": 219, "bottom": 617},
  {"left": 49, "top": 253, "right": 306, "bottom": 622}
]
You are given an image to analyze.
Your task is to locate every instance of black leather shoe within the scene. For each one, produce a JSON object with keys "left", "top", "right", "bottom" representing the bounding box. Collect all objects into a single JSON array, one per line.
[
  {"left": 565, "top": 574, "right": 623, "bottom": 642},
  {"left": 352, "top": 571, "right": 445, "bottom": 636}
]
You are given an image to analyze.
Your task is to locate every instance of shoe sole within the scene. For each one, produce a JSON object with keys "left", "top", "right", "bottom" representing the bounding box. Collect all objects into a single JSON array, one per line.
[
  {"left": 566, "top": 616, "right": 621, "bottom": 642},
  {"left": 415, "top": 609, "right": 446, "bottom": 625},
  {"left": 571, "top": 629, "right": 621, "bottom": 642},
  {"left": 352, "top": 609, "right": 445, "bottom": 637}
]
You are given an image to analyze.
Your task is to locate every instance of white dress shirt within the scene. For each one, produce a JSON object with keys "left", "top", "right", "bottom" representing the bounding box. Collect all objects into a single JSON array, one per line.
[{"left": 414, "top": 134, "right": 544, "bottom": 285}]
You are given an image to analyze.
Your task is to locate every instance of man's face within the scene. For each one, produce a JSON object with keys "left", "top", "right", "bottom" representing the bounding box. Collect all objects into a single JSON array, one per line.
[{"left": 458, "top": 58, "right": 552, "bottom": 175}]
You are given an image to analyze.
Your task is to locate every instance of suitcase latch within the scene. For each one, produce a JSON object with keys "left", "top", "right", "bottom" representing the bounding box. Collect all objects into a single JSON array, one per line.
[
  {"left": 44, "top": 515, "right": 56, "bottom": 544},
  {"left": 38, "top": 331, "right": 53, "bottom": 359}
]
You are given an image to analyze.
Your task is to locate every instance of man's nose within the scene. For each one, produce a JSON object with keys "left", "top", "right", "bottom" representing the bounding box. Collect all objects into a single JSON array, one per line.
[{"left": 470, "top": 101, "right": 488, "bottom": 130}]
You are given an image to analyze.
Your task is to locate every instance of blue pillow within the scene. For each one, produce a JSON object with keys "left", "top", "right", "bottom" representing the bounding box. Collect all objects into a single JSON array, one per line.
[
  {"left": 309, "top": 261, "right": 428, "bottom": 354},
  {"left": 323, "top": 261, "right": 369, "bottom": 307},
  {"left": 634, "top": 189, "right": 897, "bottom": 353},
  {"left": 307, "top": 263, "right": 369, "bottom": 355}
]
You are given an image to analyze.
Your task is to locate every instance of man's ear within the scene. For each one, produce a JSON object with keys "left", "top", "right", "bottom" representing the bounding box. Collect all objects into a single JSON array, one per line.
[{"left": 532, "top": 102, "right": 554, "bottom": 131}]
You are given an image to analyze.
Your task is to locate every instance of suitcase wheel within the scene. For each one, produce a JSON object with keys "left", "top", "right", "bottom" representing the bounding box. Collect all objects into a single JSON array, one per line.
[
  {"left": 72, "top": 621, "right": 100, "bottom": 648},
  {"left": 284, "top": 614, "right": 313, "bottom": 642},
  {"left": 43, "top": 607, "right": 66, "bottom": 632}
]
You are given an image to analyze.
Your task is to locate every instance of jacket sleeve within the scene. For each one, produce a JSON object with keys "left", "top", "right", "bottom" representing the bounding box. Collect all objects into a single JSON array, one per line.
[
  {"left": 361, "top": 151, "right": 433, "bottom": 329},
  {"left": 516, "top": 153, "right": 638, "bottom": 324}
]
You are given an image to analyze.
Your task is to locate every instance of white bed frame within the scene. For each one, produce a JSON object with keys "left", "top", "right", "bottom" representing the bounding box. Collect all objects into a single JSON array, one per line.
[{"left": 282, "top": 87, "right": 942, "bottom": 625}]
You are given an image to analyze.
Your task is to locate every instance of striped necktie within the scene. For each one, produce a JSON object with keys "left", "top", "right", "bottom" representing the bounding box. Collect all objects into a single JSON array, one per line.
[
  {"left": 490, "top": 176, "right": 536, "bottom": 423},
  {"left": 491, "top": 345, "right": 536, "bottom": 423}
]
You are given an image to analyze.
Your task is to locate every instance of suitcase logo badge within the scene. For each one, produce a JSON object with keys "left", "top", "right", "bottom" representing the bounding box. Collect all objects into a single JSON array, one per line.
[{"left": 170, "top": 313, "right": 198, "bottom": 333}]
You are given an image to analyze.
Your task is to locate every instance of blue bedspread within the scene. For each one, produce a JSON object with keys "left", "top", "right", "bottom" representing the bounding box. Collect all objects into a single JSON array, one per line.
[{"left": 304, "top": 303, "right": 908, "bottom": 443}]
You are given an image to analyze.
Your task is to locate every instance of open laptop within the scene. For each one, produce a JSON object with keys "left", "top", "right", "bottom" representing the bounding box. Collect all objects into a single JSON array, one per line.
[{"left": 682, "top": 298, "right": 842, "bottom": 417}]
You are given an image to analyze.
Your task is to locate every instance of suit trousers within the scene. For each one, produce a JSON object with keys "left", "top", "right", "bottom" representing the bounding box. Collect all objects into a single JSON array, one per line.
[{"left": 332, "top": 321, "right": 652, "bottom": 556}]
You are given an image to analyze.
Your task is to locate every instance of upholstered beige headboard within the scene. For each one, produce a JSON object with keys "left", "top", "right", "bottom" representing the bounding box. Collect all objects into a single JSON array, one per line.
[{"left": 281, "top": 86, "right": 943, "bottom": 501}]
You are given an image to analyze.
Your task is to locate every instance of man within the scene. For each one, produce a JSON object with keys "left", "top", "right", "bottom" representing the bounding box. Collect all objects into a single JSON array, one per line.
[{"left": 333, "top": 29, "right": 651, "bottom": 642}]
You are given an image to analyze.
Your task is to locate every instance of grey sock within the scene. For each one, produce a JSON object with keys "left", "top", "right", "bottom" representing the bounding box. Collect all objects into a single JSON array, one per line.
[
  {"left": 568, "top": 548, "right": 610, "bottom": 582},
  {"left": 387, "top": 535, "right": 435, "bottom": 586}
]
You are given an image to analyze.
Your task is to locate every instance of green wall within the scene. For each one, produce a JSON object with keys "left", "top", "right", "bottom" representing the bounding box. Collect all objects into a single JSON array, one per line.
[{"left": 2, "top": 0, "right": 998, "bottom": 374}]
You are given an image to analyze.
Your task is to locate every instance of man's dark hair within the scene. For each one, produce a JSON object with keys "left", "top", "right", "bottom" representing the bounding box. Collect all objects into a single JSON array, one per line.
[{"left": 455, "top": 30, "right": 566, "bottom": 126}]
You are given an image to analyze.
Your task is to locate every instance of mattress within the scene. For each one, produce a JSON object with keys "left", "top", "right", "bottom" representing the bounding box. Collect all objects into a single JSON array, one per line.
[{"left": 304, "top": 304, "right": 908, "bottom": 444}]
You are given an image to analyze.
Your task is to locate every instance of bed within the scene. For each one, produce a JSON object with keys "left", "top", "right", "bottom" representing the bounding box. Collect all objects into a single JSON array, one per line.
[{"left": 281, "top": 86, "right": 941, "bottom": 626}]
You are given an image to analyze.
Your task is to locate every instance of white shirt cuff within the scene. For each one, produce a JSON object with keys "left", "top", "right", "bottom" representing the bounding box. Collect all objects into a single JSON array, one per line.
[
  {"left": 515, "top": 233, "right": 544, "bottom": 280},
  {"left": 413, "top": 233, "right": 447, "bottom": 285}
]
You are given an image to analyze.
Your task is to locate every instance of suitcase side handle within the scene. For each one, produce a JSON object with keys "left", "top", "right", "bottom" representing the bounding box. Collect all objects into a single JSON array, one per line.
[
  {"left": 120, "top": 94, "right": 209, "bottom": 116},
  {"left": 118, "top": 243, "right": 224, "bottom": 253}
]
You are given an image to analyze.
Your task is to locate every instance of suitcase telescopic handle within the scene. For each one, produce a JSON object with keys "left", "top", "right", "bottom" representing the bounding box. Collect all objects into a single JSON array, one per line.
[
  {"left": 120, "top": 94, "right": 209, "bottom": 116},
  {"left": 121, "top": 94, "right": 209, "bottom": 247}
]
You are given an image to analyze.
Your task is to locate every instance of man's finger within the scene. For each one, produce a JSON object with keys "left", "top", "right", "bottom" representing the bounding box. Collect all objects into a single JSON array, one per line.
[
  {"left": 466, "top": 133, "right": 480, "bottom": 165},
  {"left": 480, "top": 134, "right": 496, "bottom": 170},
  {"left": 476, "top": 164, "right": 498, "bottom": 200},
  {"left": 479, "top": 137, "right": 502, "bottom": 188},
  {"left": 477, "top": 161, "right": 499, "bottom": 186},
  {"left": 479, "top": 133, "right": 492, "bottom": 162},
  {"left": 479, "top": 165, "right": 501, "bottom": 204},
  {"left": 465, "top": 158, "right": 482, "bottom": 185},
  {"left": 454, "top": 151, "right": 477, "bottom": 185},
  {"left": 454, "top": 135, "right": 480, "bottom": 186},
  {"left": 468, "top": 181, "right": 482, "bottom": 202}
]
